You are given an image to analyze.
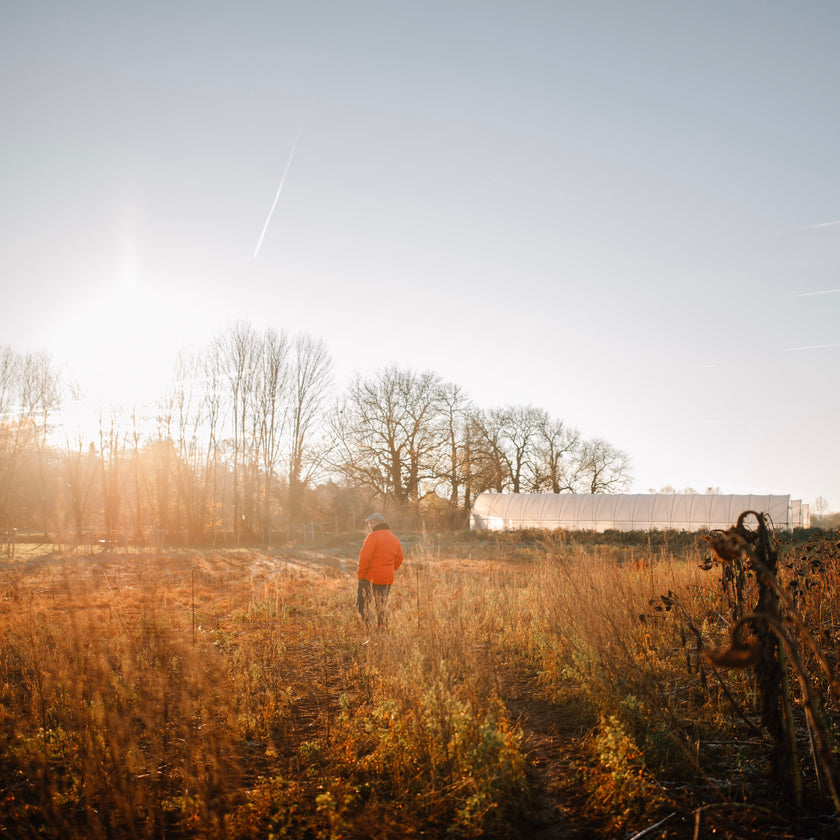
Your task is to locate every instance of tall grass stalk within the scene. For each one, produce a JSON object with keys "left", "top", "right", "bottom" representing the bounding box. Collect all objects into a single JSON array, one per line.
[{"left": 1, "top": 532, "right": 838, "bottom": 838}]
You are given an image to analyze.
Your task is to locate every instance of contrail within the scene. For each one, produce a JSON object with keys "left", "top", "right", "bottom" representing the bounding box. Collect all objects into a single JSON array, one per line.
[
  {"left": 792, "top": 288, "right": 840, "bottom": 298},
  {"left": 767, "top": 219, "right": 840, "bottom": 238},
  {"left": 254, "top": 133, "right": 300, "bottom": 259},
  {"left": 784, "top": 343, "right": 840, "bottom": 351},
  {"left": 805, "top": 219, "right": 840, "bottom": 229}
]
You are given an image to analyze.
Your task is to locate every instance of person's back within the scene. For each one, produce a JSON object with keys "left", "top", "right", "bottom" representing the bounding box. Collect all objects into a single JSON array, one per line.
[
  {"left": 356, "top": 513, "right": 404, "bottom": 630},
  {"left": 358, "top": 525, "right": 403, "bottom": 584}
]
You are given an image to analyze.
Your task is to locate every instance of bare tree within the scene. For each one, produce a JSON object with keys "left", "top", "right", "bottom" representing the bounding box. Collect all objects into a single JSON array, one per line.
[
  {"left": 256, "top": 328, "right": 290, "bottom": 543},
  {"left": 0, "top": 329, "right": 646, "bottom": 542},
  {"left": 436, "top": 382, "right": 473, "bottom": 519},
  {"left": 99, "top": 407, "right": 124, "bottom": 538},
  {"left": 500, "top": 405, "right": 544, "bottom": 494},
  {"left": 0, "top": 346, "right": 18, "bottom": 418},
  {"left": 813, "top": 496, "right": 830, "bottom": 526},
  {"left": 19, "top": 352, "right": 61, "bottom": 440},
  {"left": 286, "top": 334, "right": 333, "bottom": 538},
  {"left": 467, "top": 408, "right": 510, "bottom": 495},
  {"left": 168, "top": 350, "right": 218, "bottom": 545},
  {"left": 169, "top": 341, "right": 229, "bottom": 545},
  {"left": 576, "top": 438, "right": 632, "bottom": 494},
  {"left": 332, "top": 367, "right": 443, "bottom": 509},
  {"left": 468, "top": 405, "right": 544, "bottom": 495},
  {"left": 0, "top": 348, "right": 61, "bottom": 530},
  {"left": 0, "top": 347, "right": 21, "bottom": 527},
  {"left": 201, "top": 347, "right": 226, "bottom": 544},
  {"left": 151, "top": 393, "right": 177, "bottom": 538},
  {"left": 217, "top": 322, "right": 261, "bottom": 539},
  {"left": 63, "top": 434, "right": 100, "bottom": 541},
  {"left": 530, "top": 415, "right": 581, "bottom": 493},
  {"left": 127, "top": 408, "right": 147, "bottom": 542},
  {"left": 22, "top": 352, "right": 62, "bottom": 534}
]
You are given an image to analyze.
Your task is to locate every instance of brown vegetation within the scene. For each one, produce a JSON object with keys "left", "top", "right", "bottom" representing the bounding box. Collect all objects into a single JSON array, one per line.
[{"left": 1, "top": 525, "right": 838, "bottom": 838}]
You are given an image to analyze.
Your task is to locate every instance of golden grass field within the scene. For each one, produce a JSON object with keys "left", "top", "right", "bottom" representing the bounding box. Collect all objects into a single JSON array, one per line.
[{"left": 0, "top": 527, "right": 838, "bottom": 839}]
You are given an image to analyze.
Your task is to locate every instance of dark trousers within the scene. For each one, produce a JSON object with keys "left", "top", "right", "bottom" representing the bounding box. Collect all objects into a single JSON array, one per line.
[{"left": 356, "top": 579, "right": 391, "bottom": 628}]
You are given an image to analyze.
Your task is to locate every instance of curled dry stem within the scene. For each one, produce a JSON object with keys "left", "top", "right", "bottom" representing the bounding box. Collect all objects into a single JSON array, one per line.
[
  {"left": 667, "top": 596, "right": 766, "bottom": 741},
  {"left": 750, "top": 557, "right": 840, "bottom": 702},
  {"left": 713, "top": 612, "right": 840, "bottom": 814}
]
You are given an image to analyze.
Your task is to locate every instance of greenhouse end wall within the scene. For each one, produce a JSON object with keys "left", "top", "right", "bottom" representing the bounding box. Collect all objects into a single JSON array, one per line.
[{"left": 469, "top": 493, "right": 809, "bottom": 533}]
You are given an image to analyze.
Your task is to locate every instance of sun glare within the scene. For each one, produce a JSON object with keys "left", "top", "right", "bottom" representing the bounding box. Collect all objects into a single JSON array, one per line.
[{"left": 54, "top": 272, "right": 182, "bottom": 443}]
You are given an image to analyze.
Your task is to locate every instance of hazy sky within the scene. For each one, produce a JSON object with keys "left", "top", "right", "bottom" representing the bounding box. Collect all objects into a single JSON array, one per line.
[{"left": 3, "top": 2, "right": 839, "bottom": 509}]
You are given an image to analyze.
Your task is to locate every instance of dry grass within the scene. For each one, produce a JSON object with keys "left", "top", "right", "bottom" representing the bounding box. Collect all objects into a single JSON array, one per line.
[{"left": 0, "top": 529, "right": 838, "bottom": 838}]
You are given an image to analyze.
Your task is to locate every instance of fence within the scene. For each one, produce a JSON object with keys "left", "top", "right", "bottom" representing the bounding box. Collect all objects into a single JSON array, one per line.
[{"left": 0, "top": 517, "right": 363, "bottom": 557}]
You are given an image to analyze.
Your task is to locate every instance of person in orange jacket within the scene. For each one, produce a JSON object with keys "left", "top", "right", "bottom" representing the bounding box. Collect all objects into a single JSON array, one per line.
[{"left": 356, "top": 512, "right": 404, "bottom": 630}]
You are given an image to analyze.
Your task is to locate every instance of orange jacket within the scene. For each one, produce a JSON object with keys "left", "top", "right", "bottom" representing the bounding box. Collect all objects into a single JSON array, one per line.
[{"left": 357, "top": 526, "right": 404, "bottom": 585}]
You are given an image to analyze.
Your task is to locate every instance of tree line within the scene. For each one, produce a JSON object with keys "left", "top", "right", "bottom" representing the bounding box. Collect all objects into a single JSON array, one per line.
[{"left": 0, "top": 324, "right": 631, "bottom": 544}]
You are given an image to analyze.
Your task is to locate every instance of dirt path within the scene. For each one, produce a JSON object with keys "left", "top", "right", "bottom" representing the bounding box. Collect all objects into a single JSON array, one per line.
[{"left": 497, "top": 665, "right": 603, "bottom": 839}]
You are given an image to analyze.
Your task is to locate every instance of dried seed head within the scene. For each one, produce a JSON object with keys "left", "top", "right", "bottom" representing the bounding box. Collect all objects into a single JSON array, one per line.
[{"left": 703, "top": 640, "right": 761, "bottom": 669}]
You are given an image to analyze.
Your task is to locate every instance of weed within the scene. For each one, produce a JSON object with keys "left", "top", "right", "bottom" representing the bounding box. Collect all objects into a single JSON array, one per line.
[{"left": 0, "top": 531, "right": 838, "bottom": 838}]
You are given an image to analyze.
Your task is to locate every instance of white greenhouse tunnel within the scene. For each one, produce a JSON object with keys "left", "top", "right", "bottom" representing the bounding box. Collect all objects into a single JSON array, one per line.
[{"left": 470, "top": 493, "right": 810, "bottom": 533}]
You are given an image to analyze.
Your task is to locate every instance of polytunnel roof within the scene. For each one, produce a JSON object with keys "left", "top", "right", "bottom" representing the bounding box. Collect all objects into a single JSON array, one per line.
[{"left": 470, "top": 492, "right": 797, "bottom": 532}]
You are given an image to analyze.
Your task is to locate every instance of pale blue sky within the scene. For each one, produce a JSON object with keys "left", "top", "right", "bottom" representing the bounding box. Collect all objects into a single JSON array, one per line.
[{"left": 2, "top": 1, "right": 839, "bottom": 509}]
